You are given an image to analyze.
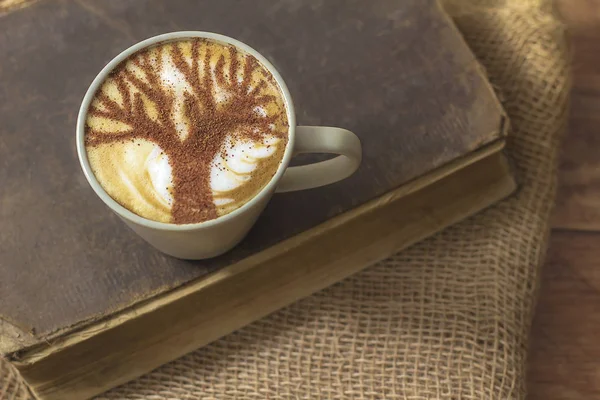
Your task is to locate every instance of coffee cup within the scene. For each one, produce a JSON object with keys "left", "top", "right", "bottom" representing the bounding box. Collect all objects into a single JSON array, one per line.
[{"left": 76, "top": 31, "right": 361, "bottom": 260}]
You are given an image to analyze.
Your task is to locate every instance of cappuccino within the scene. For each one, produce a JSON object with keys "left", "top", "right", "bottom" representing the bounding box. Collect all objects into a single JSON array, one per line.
[{"left": 84, "top": 38, "right": 289, "bottom": 224}]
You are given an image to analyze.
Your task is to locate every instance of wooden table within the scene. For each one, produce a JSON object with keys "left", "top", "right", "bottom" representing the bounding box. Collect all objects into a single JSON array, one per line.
[{"left": 527, "top": 0, "right": 600, "bottom": 398}]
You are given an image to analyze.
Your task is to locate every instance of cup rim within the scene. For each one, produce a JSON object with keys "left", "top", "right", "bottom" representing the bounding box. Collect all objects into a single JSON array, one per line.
[{"left": 76, "top": 31, "right": 296, "bottom": 231}]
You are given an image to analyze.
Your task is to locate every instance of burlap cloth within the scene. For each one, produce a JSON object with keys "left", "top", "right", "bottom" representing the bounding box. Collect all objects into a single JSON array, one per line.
[{"left": 0, "top": 0, "right": 570, "bottom": 398}]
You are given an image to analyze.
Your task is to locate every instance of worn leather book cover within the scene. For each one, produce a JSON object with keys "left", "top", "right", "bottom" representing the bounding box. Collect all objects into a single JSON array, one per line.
[{"left": 0, "top": 0, "right": 514, "bottom": 398}]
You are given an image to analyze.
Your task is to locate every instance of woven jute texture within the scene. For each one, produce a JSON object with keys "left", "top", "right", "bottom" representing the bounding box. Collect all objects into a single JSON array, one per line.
[{"left": 0, "top": 0, "right": 570, "bottom": 398}]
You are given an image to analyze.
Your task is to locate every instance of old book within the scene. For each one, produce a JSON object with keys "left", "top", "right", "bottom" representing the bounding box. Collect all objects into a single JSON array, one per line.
[{"left": 0, "top": 0, "right": 515, "bottom": 399}]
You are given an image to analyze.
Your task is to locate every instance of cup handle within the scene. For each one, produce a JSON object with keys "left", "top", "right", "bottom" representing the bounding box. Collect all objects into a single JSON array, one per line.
[{"left": 275, "top": 126, "right": 362, "bottom": 193}]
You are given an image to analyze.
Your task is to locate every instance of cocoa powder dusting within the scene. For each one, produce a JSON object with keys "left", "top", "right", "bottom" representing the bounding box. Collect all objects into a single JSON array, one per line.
[{"left": 85, "top": 38, "right": 288, "bottom": 224}]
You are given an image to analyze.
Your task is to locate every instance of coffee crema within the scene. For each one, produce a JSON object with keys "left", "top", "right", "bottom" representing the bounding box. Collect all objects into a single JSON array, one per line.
[{"left": 85, "top": 38, "right": 289, "bottom": 224}]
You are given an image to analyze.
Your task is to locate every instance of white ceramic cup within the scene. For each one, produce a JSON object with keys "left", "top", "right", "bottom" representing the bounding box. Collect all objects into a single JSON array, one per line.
[{"left": 76, "top": 31, "right": 362, "bottom": 260}]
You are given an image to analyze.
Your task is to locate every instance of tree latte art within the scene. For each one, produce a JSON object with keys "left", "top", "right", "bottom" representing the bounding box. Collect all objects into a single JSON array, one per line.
[{"left": 85, "top": 38, "right": 289, "bottom": 224}]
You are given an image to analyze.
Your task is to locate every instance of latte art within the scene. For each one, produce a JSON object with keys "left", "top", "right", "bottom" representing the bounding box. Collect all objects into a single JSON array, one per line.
[{"left": 85, "top": 38, "right": 289, "bottom": 224}]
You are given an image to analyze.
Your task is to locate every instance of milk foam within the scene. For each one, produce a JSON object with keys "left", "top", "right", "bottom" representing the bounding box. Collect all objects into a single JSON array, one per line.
[
  {"left": 140, "top": 133, "right": 282, "bottom": 209},
  {"left": 146, "top": 147, "right": 174, "bottom": 206},
  {"left": 85, "top": 38, "right": 289, "bottom": 223},
  {"left": 211, "top": 135, "right": 281, "bottom": 192},
  {"left": 160, "top": 62, "right": 191, "bottom": 141}
]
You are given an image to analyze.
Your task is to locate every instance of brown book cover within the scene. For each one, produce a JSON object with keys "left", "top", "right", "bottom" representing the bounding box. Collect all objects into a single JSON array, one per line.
[{"left": 0, "top": 0, "right": 514, "bottom": 398}]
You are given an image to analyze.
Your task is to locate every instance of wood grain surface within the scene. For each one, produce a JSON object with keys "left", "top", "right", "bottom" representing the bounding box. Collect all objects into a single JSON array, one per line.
[
  {"left": 551, "top": 0, "right": 600, "bottom": 232},
  {"left": 528, "top": 0, "right": 600, "bottom": 398}
]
